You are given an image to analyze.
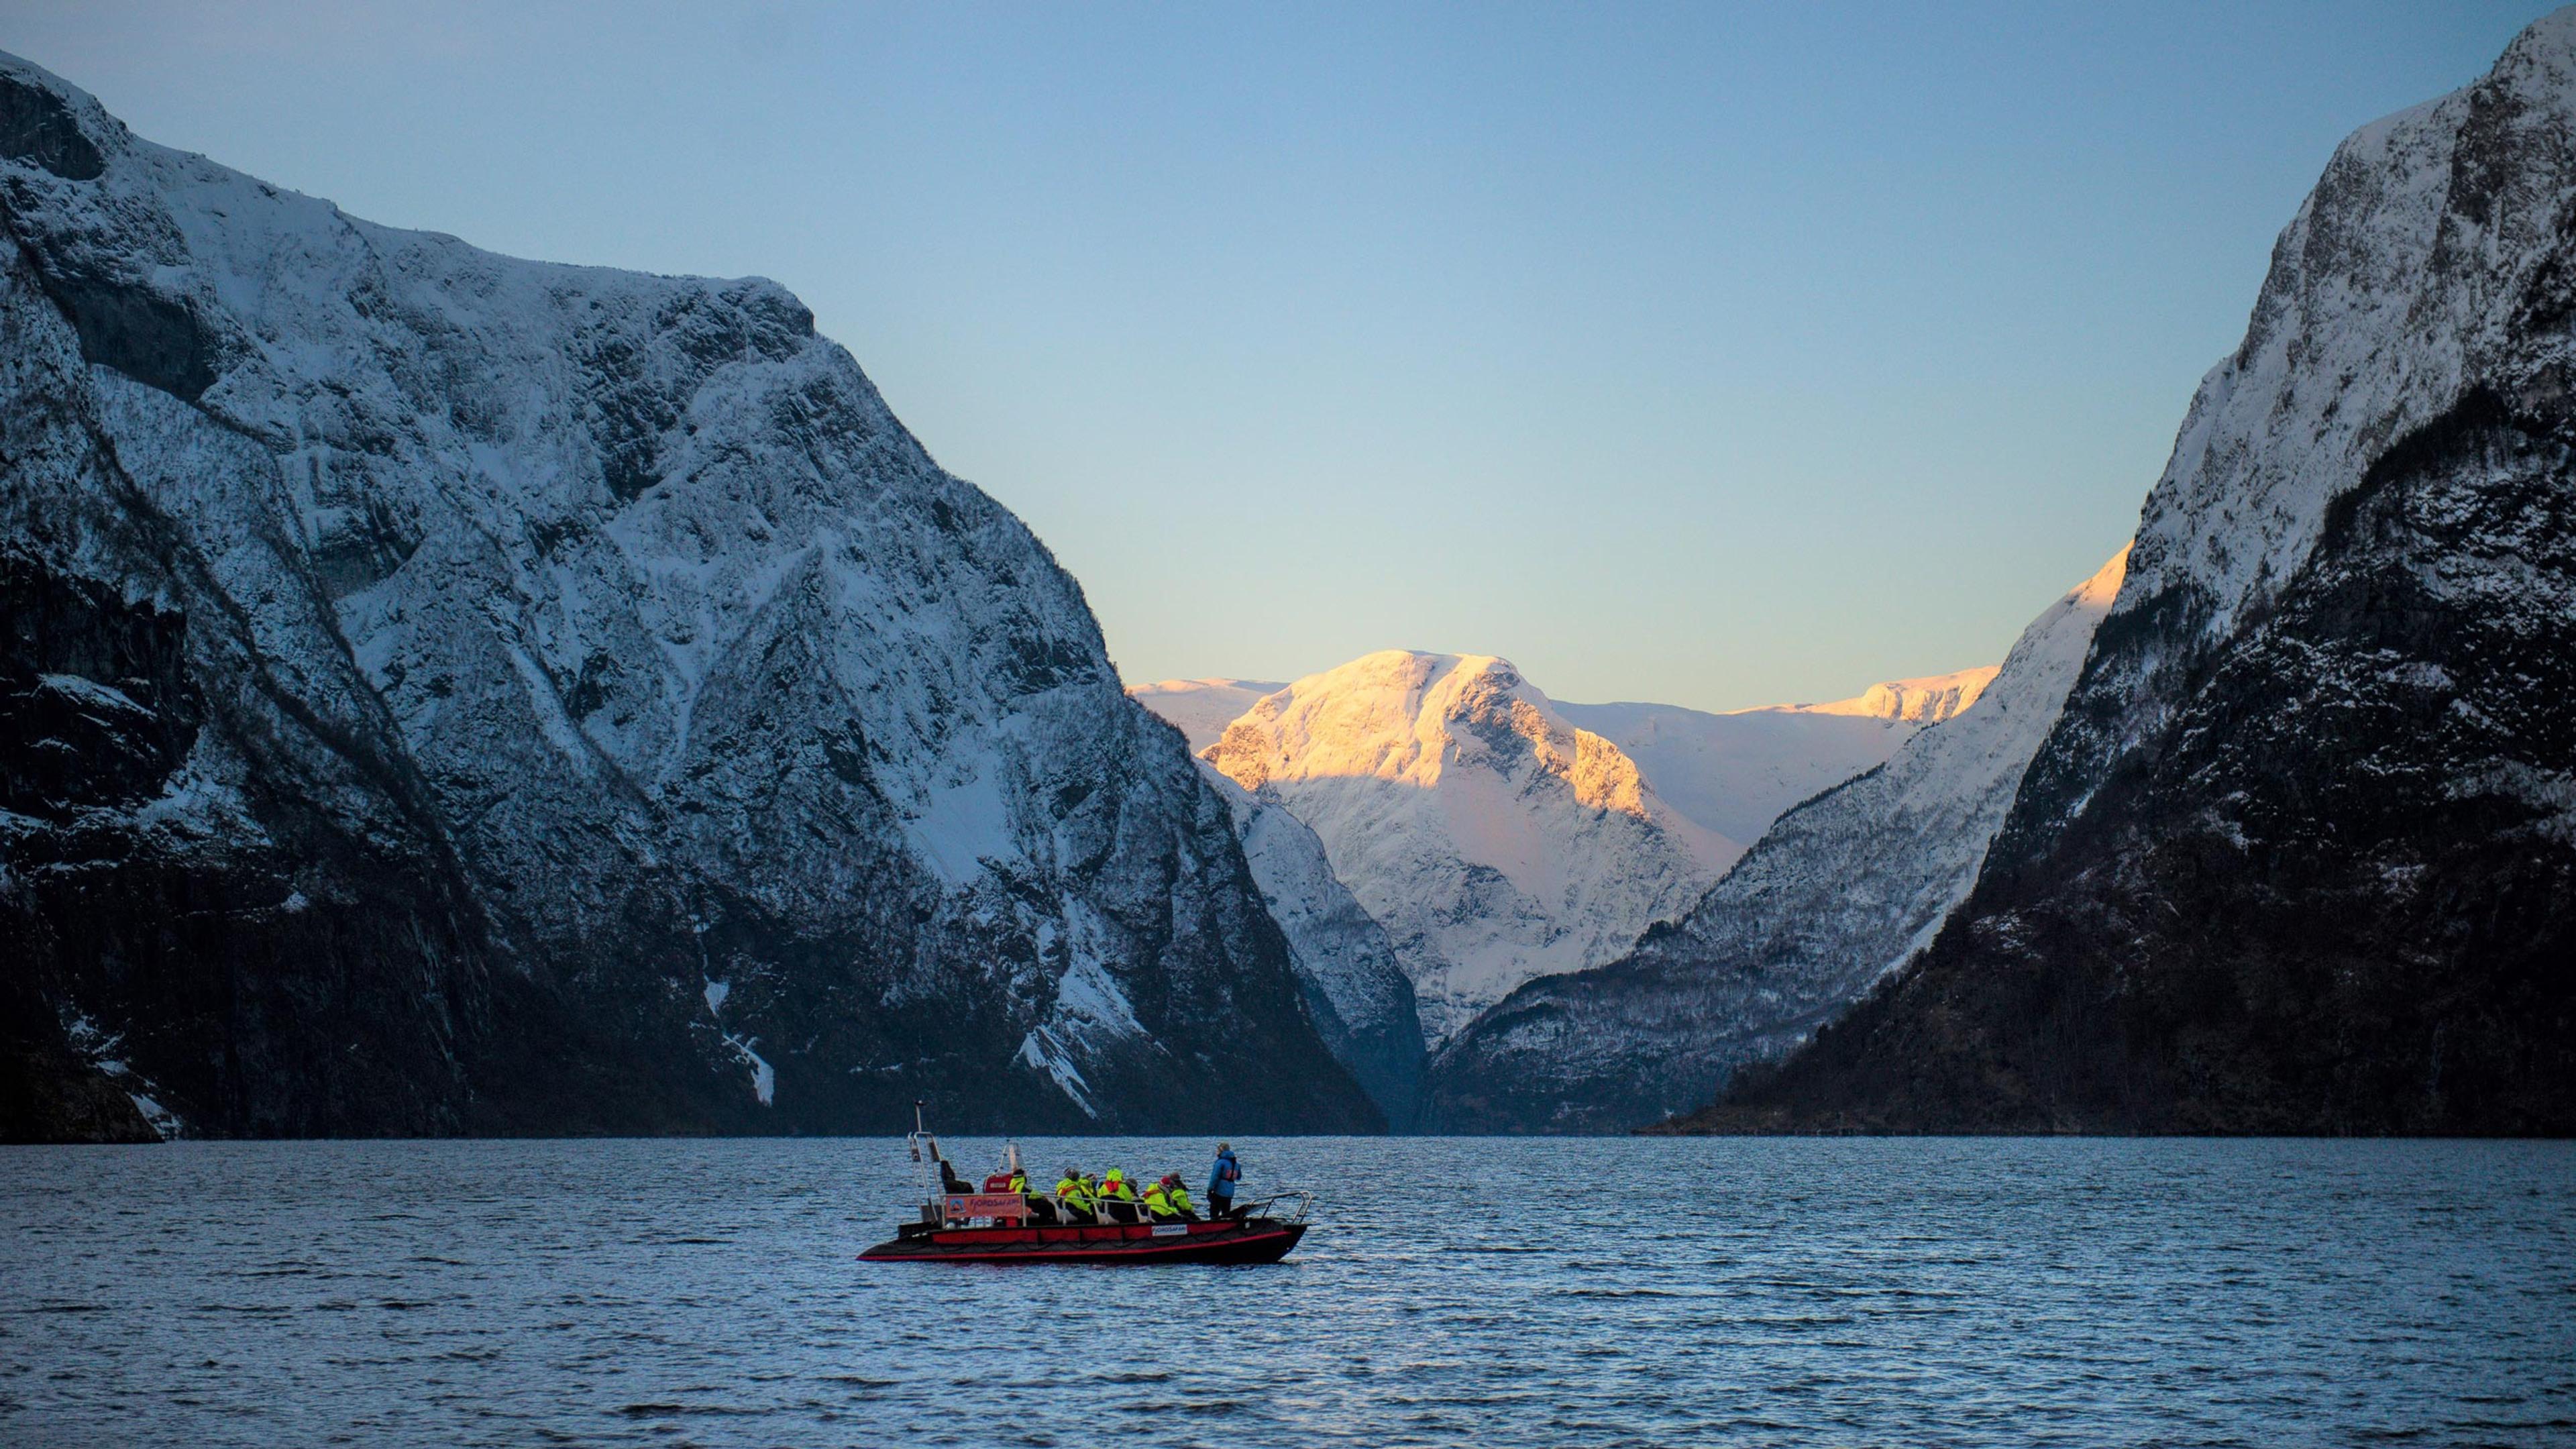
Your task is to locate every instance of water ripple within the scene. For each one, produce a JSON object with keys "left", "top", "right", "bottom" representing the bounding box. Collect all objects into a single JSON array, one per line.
[{"left": 1, "top": 1137, "right": 2570, "bottom": 1446}]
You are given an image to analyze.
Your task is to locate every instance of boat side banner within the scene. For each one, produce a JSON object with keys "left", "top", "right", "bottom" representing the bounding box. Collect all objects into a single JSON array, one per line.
[{"left": 945, "top": 1193, "right": 1026, "bottom": 1218}]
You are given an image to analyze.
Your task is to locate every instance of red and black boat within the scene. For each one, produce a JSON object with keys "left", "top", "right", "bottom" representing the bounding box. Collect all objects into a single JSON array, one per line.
[
  {"left": 859, "top": 1210, "right": 1309, "bottom": 1265},
  {"left": 859, "top": 1108, "right": 1311, "bottom": 1266}
]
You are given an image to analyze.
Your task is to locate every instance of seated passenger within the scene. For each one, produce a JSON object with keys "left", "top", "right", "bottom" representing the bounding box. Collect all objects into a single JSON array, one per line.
[
  {"left": 1162, "top": 1175, "right": 1199, "bottom": 1220},
  {"left": 1140, "top": 1176, "right": 1179, "bottom": 1222},
  {"left": 1098, "top": 1168, "right": 1140, "bottom": 1223}
]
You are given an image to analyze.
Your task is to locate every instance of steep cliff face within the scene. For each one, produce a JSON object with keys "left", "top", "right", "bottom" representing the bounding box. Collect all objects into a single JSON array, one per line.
[
  {"left": 1421, "top": 555, "right": 2121, "bottom": 1132},
  {"left": 1683, "top": 12, "right": 2576, "bottom": 1135},
  {"left": 1120, "top": 678, "right": 1424, "bottom": 1119},
  {"left": 1199, "top": 651, "right": 1726, "bottom": 1045},
  {"left": 0, "top": 53, "right": 1377, "bottom": 1141},
  {"left": 1197, "top": 763, "right": 1426, "bottom": 1124}
]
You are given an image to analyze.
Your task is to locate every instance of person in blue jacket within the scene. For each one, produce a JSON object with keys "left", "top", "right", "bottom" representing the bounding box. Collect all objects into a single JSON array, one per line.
[{"left": 1207, "top": 1142, "right": 1243, "bottom": 1220}]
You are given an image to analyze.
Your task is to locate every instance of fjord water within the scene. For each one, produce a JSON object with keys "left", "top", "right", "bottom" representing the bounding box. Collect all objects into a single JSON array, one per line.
[{"left": 4, "top": 1138, "right": 2569, "bottom": 1446}]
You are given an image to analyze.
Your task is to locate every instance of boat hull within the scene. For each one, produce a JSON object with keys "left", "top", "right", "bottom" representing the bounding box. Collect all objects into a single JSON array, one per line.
[{"left": 860, "top": 1216, "right": 1306, "bottom": 1265}]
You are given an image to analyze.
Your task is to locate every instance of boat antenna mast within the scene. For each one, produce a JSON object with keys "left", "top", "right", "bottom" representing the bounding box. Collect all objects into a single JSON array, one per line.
[{"left": 906, "top": 1098, "right": 936, "bottom": 1208}]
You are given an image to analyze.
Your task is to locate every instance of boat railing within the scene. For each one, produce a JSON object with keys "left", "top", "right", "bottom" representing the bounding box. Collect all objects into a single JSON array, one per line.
[
  {"left": 1236, "top": 1189, "right": 1313, "bottom": 1224},
  {"left": 941, "top": 1191, "right": 1274, "bottom": 1228}
]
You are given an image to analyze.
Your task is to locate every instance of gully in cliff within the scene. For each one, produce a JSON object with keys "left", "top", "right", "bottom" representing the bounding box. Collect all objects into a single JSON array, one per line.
[{"left": 859, "top": 1106, "right": 1311, "bottom": 1265}]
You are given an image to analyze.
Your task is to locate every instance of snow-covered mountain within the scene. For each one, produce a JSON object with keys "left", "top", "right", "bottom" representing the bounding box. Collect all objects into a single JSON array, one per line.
[
  {"left": 1193, "top": 763, "right": 1426, "bottom": 1123},
  {"left": 1556, "top": 667, "right": 1995, "bottom": 845},
  {"left": 1127, "top": 678, "right": 1285, "bottom": 753},
  {"left": 1684, "top": 10, "right": 2576, "bottom": 1134},
  {"left": 0, "top": 53, "right": 1377, "bottom": 1141},
  {"left": 1115, "top": 677, "right": 1426, "bottom": 1119},
  {"left": 1144, "top": 666, "right": 1992, "bottom": 852},
  {"left": 1423, "top": 554, "right": 2123, "bottom": 1131},
  {"left": 1133, "top": 661, "right": 1996, "bottom": 1104},
  {"left": 1193, "top": 651, "right": 1727, "bottom": 1045},
  {"left": 1788, "top": 666, "right": 1996, "bottom": 724}
]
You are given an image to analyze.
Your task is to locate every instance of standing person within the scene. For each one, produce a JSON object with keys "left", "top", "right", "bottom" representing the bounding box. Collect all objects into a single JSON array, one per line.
[{"left": 1207, "top": 1142, "right": 1243, "bottom": 1220}]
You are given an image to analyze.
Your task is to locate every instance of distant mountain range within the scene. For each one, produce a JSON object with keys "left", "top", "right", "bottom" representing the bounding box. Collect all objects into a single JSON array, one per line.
[
  {"left": 1131, "top": 653, "right": 2000, "bottom": 1115},
  {"left": 1421, "top": 554, "right": 2121, "bottom": 1130},
  {"left": 1552, "top": 667, "right": 1992, "bottom": 846},
  {"left": 1134, "top": 665, "right": 1992, "bottom": 851},
  {"left": 1192, "top": 651, "right": 1730, "bottom": 1046}
]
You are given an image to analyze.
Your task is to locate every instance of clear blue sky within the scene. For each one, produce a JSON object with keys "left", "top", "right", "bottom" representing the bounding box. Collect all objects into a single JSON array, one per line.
[{"left": 2, "top": 2, "right": 2556, "bottom": 710}]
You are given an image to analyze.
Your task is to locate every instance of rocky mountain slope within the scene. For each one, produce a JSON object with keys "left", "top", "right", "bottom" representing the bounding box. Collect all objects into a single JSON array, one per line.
[
  {"left": 0, "top": 53, "right": 1377, "bottom": 1142},
  {"left": 1195, "top": 651, "right": 1727, "bottom": 1044},
  {"left": 1680, "top": 10, "right": 2576, "bottom": 1135},
  {"left": 1422, "top": 555, "right": 2123, "bottom": 1131},
  {"left": 1193, "top": 763, "right": 1426, "bottom": 1124},
  {"left": 1119, "top": 679, "right": 1426, "bottom": 1120}
]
